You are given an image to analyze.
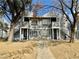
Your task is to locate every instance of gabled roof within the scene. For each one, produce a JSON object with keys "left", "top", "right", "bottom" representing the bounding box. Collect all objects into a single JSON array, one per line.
[
  {"left": 24, "top": 11, "right": 56, "bottom": 21},
  {"left": 24, "top": 17, "right": 56, "bottom": 21},
  {"left": 43, "top": 11, "right": 56, "bottom": 17},
  {"left": 24, "top": 16, "right": 56, "bottom": 19},
  {"left": 25, "top": 11, "right": 57, "bottom": 17}
]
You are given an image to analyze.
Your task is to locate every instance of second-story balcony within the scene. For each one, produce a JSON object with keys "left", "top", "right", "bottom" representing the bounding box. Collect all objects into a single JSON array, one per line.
[
  {"left": 30, "top": 25, "right": 38, "bottom": 29},
  {"left": 21, "top": 22, "right": 29, "bottom": 28},
  {"left": 30, "top": 24, "right": 52, "bottom": 29}
]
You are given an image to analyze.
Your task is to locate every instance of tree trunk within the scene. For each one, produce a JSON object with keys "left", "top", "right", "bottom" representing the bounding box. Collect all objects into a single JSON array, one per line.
[
  {"left": 8, "top": 23, "right": 15, "bottom": 42},
  {"left": 2, "top": 29, "right": 3, "bottom": 39},
  {"left": 69, "top": 25, "right": 75, "bottom": 43},
  {"left": 1, "top": 29, "right": 3, "bottom": 39}
]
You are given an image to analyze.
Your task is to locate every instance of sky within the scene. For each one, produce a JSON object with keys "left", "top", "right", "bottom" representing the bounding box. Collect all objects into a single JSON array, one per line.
[
  {"left": 32, "top": 0, "right": 52, "bottom": 5},
  {"left": 32, "top": 0, "right": 53, "bottom": 16},
  {"left": 3, "top": 0, "right": 53, "bottom": 24},
  {"left": 32, "top": 0, "right": 73, "bottom": 22},
  {"left": 3, "top": 0, "right": 73, "bottom": 24}
]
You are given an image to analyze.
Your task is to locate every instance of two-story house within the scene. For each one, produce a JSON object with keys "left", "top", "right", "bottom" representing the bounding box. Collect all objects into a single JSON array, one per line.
[{"left": 14, "top": 11, "right": 66, "bottom": 40}]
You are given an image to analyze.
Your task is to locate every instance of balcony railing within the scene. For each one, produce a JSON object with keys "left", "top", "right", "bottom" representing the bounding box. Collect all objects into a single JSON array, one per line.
[{"left": 52, "top": 22, "right": 60, "bottom": 27}]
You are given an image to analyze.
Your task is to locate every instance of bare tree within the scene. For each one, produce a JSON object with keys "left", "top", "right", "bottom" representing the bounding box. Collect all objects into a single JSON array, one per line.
[
  {"left": 0, "top": 0, "right": 31, "bottom": 42},
  {"left": 50, "top": 0, "right": 79, "bottom": 42}
]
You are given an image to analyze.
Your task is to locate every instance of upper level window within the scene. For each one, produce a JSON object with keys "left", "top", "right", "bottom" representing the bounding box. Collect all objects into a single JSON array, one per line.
[
  {"left": 51, "top": 17, "right": 56, "bottom": 22},
  {"left": 24, "top": 17, "right": 29, "bottom": 22},
  {"left": 31, "top": 21, "right": 37, "bottom": 25}
]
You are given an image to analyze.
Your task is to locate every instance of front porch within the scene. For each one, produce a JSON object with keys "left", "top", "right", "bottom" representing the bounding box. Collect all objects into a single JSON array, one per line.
[{"left": 19, "top": 28, "right": 61, "bottom": 40}]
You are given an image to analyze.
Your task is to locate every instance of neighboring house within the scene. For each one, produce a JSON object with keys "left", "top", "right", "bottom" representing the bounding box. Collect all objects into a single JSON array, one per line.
[
  {"left": 0, "top": 16, "right": 8, "bottom": 39},
  {"left": 14, "top": 11, "right": 69, "bottom": 40},
  {"left": 60, "top": 14, "right": 79, "bottom": 40},
  {"left": 75, "top": 20, "right": 79, "bottom": 39},
  {"left": 60, "top": 14, "right": 70, "bottom": 40}
]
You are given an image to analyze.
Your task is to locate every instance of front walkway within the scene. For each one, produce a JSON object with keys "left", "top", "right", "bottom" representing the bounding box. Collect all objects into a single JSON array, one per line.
[{"left": 36, "top": 40, "right": 55, "bottom": 59}]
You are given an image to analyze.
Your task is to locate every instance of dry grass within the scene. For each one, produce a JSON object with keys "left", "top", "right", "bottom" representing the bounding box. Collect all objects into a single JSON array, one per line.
[
  {"left": 0, "top": 41, "right": 37, "bottom": 59},
  {"left": 49, "top": 41, "right": 79, "bottom": 59},
  {"left": 0, "top": 39, "right": 79, "bottom": 59}
]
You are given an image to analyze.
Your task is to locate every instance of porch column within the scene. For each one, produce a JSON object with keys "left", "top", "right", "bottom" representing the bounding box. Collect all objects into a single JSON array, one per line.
[
  {"left": 27, "top": 29, "right": 29, "bottom": 40},
  {"left": 59, "top": 28, "right": 61, "bottom": 40},
  {"left": 52, "top": 28, "right": 54, "bottom": 40},
  {"left": 75, "top": 25, "right": 77, "bottom": 40},
  {"left": 51, "top": 28, "right": 52, "bottom": 39},
  {"left": 20, "top": 28, "right": 21, "bottom": 41}
]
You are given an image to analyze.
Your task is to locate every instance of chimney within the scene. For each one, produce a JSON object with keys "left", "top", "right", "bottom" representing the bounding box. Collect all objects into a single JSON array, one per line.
[{"left": 33, "top": 10, "right": 37, "bottom": 17}]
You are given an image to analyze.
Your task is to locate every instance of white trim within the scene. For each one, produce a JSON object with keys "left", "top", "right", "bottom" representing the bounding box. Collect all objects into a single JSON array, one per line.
[
  {"left": 20, "top": 28, "right": 21, "bottom": 41},
  {"left": 27, "top": 29, "right": 29, "bottom": 40},
  {"left": 59, "top": 28, "right": 61, "bottom": 39}
]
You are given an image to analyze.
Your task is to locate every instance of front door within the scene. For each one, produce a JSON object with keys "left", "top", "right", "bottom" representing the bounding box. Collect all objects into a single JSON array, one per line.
[
  {"left": 53, "top": 29, "right": 59, "bottom": 40},
  {"left": 24, "top": 29, "right": 27, "bottom": 39}
]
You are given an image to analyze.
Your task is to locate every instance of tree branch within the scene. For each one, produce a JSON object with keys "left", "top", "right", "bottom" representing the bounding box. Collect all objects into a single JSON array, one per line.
[
  {"left": 74, "top": 0, "right": 78, "bottom": 14},
  {"left": 58, "top": 0, "right": 72, "bottom": 24},
  {"left": 61, "top": 0, "right": 71, "bottom": 9},
  {"left": 71, "top": 0, "right": 74, "bottom": 9},
  {"left": 4, "top": 13, "right": 11, "bottom": 22}
]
